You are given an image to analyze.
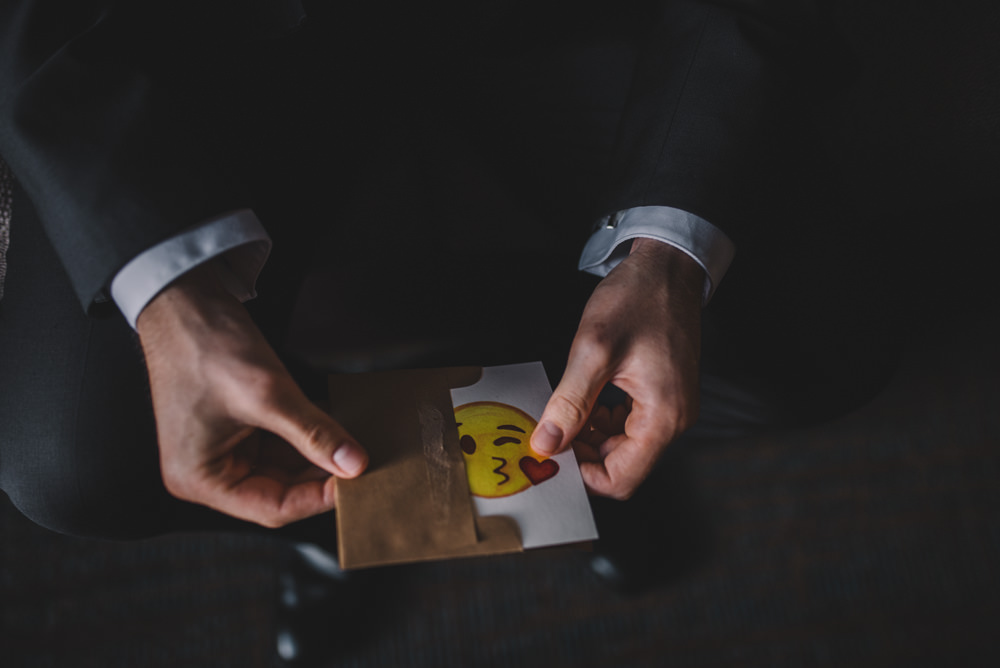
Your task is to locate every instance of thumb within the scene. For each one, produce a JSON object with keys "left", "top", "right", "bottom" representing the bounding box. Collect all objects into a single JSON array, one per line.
[
  {"left": 262, "top": 391, "right": 369, "bottom": 478},
  {"left": 532, "top": 350, "right": 611, "bottom": 457}
]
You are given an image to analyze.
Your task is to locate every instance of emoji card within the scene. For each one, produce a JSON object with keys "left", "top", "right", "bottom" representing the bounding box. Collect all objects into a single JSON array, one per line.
[
  {"left": 450, "top": 362, "right": 598, "bottom": 549},
  {"left": 330, "top": 363, "right": 596, "bottom": 569}
]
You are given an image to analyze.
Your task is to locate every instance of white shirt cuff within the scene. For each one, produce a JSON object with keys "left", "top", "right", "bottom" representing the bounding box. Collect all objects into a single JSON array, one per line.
[
  {"left": 111, "top": 209, "right": 272, "bottom": 329},
  {"left": 578, "top": 205, "right": 736, "bottom": 303}
]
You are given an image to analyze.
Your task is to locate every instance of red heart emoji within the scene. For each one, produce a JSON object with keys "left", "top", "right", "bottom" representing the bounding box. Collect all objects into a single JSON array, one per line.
[{"left": 519, "top": 456, "right": 560, "bottom": 486}]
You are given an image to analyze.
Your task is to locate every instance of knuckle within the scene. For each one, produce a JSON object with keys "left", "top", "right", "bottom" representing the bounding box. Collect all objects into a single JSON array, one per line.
[
  {"left": 161, "top": 469, "right": 193, "bottom": 501},
  {"left": 650, "top": 384, "right": 699, "bottom": 434},
  {"left": 602, "top": 457, "right": 645, "bottom": 501},
  {"left": 243, "top": 370, "right": 283, "bottom": 406},
  {"left": 574, "top": 325, "right": 617, "bottom": 360},
  {"left": 601, "top": 476, "right": 638, "bottom": 501},
  {"left": 658, "top": 400, "right": 682, "bottom": 427},
  {"left": 257, "top": 514, "right": 287, "bottom": 530},
  {"left": 672, "top": 395, "right": 700, "bottom": 434},
  {"left": 548, "top": 392, "right": 589, "bottom": 428},
  {"left": 611, "top": 486, "right": 636, "bottom": 501},
  {"left": 298, "top": 421, "right": 330, "bottom": 454},
  {"left": 215, "top": 360, "right": 283, "bottom": 409}
]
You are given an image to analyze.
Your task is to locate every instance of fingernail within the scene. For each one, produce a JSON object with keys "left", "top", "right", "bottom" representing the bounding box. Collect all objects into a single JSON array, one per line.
[
  {"left": 332, "top": 443, "right": 366, "bottom": 476},
  {"left": 533, "top": 421, "right": 563, "bottom": 455}
]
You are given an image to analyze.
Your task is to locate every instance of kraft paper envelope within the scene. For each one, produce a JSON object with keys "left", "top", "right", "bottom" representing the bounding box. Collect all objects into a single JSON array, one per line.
[{"left": 329, "top": 366, "right": 523, "bottom": 569}]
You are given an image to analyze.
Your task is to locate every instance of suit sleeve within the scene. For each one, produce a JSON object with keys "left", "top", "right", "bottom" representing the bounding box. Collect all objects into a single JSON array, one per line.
[
  {"left": 599, "top": 0, "right": 834, "bottom": 245},
  {"left": 0, "top": 0, "right": 250, "bottom": 313}
]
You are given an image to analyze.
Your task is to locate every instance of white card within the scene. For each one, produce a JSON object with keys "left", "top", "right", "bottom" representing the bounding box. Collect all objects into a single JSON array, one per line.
[{"left": 450, "top": 362, "right": 599, "bottom": 549}]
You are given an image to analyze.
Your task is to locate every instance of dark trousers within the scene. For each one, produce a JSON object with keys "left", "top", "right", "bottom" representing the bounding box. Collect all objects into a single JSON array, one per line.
[{"left": 0, "top": 15, "right": 900, "bottom": 540}]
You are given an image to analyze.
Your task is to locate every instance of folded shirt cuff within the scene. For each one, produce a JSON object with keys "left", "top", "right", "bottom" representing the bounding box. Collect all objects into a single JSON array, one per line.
[
  {"left": 111, "top": 209, "right": 272, "bottom": 329},
  {"left": 578, "top": 205, "right": 736, "bottom": 304}
]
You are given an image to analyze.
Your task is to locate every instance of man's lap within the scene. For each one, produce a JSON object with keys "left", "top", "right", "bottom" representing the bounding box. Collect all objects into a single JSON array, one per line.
[
  {"left": 0, "top": 24, "right": 901, "bottom": 538},
  {"left": 0, "top": 188, "right": 180, "bottom": 537}
]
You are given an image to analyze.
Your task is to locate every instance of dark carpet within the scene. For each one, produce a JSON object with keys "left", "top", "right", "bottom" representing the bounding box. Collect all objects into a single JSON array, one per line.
[{"left": 3, "top": 315, "right": 999, "bottom": 668}]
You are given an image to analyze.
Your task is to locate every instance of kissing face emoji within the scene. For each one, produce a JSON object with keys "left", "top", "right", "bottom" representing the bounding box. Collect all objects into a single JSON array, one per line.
[{"left": 455, "top": 401, "right": 560, "bottom": 498}]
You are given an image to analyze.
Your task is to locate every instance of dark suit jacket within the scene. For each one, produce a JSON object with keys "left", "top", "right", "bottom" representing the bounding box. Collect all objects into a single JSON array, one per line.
[{"left": 0, "top": 0, "right": 833, "bottom": 313}]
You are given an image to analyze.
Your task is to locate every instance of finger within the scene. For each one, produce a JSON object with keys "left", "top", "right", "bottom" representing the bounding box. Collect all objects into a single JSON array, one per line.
[
  {"left": 610, "top": 403, "right": 629, "bottom": 433},
  {"left": 580, "top": 397, "right": 680, "bottom": 499},
  {"left": 251, "top": 430, "right": 318, "bottom": 473},
  {"left": 258, "top": 391, "right": 369, "bottom": 479},
  {"left": 576, "top": 423, "right": 610, "bottom": 448},
  {"left": 249, "top": 432, "right": 332, "bottom": 483},
  {"left": 590, "top": 405, "right": 613, "bottom": 435},
  {"left": 202, "top": 473, "right": 339, "bottom": 529},
  {"left": 571, "top": 439, "right": 604, "bottom": 464},
  {"left": 533, "top": 343, "right": 615, "bottom": 457},
  {"left": 250, "top": 462, "right": 332, "bottom": 486},
  {"left": 578, "top": 434, "right": 662, "bottom": 500}
]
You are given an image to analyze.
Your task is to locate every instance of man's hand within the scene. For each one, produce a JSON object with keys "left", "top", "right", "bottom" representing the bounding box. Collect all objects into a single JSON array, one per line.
[
  {"left": 530, "top": 238, "right": 703, "bottom": 499},
  {"left": 137, "top": 264, "right": 368, "bottom": 528}
]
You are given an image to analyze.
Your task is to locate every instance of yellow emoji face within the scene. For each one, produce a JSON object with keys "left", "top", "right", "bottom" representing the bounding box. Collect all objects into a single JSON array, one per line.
[{"left": 455, "top": 401, "right": 560, "bottom": 498}]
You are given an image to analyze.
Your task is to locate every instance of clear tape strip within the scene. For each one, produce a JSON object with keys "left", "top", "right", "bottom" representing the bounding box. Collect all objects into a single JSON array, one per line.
[{"left": 418, "top": 400, "right": 453, "bottom": 524}]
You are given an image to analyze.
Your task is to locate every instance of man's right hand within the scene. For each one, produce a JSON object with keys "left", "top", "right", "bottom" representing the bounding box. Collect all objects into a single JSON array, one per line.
[{"left": 137, "top": 264, "right": 368, "bottom": 528}]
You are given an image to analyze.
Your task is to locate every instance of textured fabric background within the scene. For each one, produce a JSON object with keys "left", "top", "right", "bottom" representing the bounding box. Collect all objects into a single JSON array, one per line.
[
  {"left": 0, "top": 158, "right": 11, "bottom": 302},
  {"left": 1, "top": 312, "right": 998, "bottom": 668}
]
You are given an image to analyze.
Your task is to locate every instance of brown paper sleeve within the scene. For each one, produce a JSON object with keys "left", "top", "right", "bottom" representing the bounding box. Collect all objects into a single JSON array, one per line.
[{"left": 330, "top": 367, "right": 523, "bottom": 569}]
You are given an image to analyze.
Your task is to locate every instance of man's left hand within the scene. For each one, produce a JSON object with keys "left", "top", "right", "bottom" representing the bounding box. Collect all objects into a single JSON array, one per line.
[{"left": 530, "top": 238, "right": 704, "bottom": 499}]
